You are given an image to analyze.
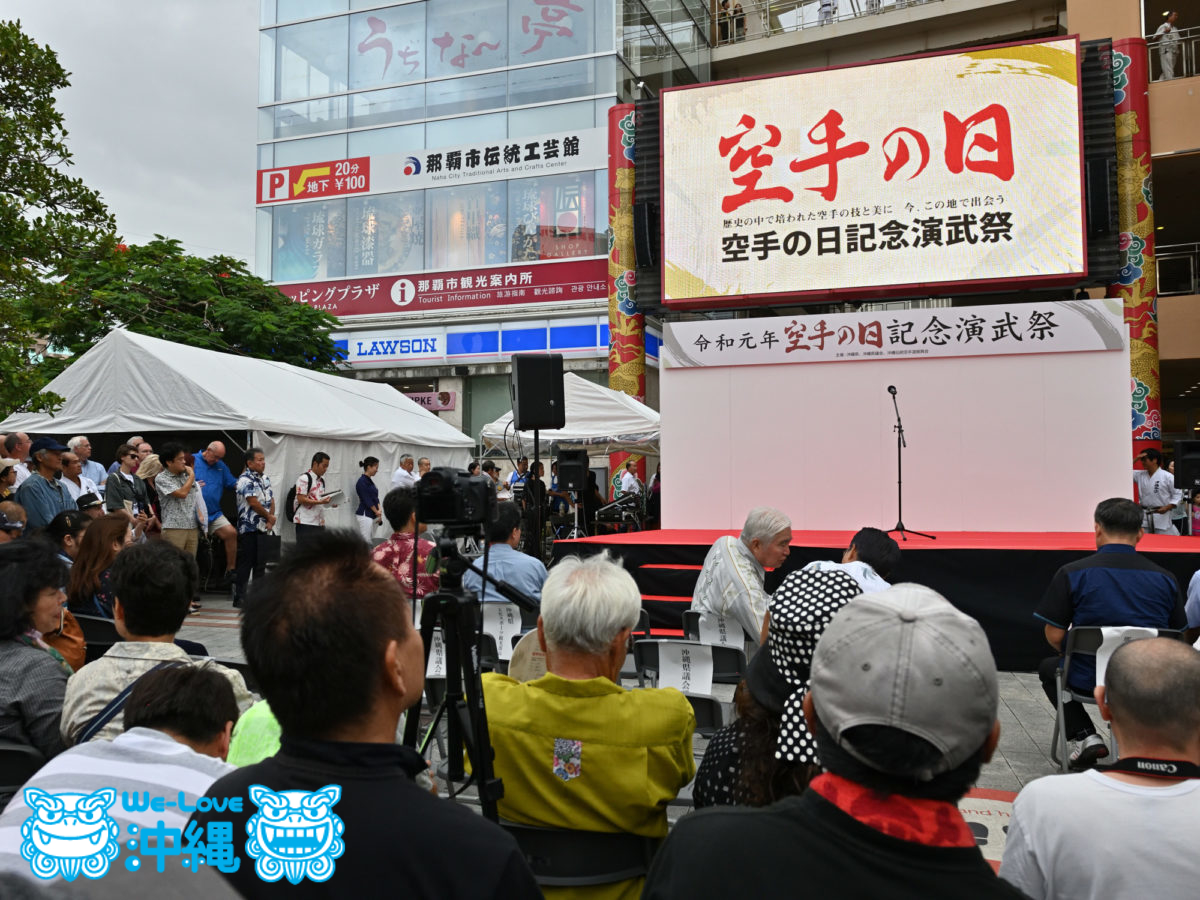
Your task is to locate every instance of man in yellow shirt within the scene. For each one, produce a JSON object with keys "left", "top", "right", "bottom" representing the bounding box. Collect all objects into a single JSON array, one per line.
[{"left": 483, "top": 552, "right": 696, "bottom": 900}]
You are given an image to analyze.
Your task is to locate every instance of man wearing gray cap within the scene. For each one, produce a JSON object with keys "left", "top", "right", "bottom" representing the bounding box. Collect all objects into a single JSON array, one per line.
[{"left": 644, "top": 584, "right": 1023, "bottom": 899}]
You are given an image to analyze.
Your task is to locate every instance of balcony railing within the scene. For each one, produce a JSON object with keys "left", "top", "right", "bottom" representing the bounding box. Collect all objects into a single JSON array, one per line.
[
  {"left": 1146, "top": 24, "right": 1200, "bottom": 82},
  {"left": 1159, "top": 242, "right": 1200, "bottom": 297},
  {"left": 713, "top": 0, "right": 945, "bottom": 47}
]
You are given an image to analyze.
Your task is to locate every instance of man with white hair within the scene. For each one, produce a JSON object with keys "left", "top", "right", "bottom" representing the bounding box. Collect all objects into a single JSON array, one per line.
[
  {"left": 67, "top": 436, "right": 108, "bottom": 495},
  {"left": 690, "top": 507, "right": 792, "bottom": 648},
  {"left": 483, "top": 552, "right": 695, "bottom": 900},
  {"left": 392, "top": 453, "right": 417, "bottom": 489}
]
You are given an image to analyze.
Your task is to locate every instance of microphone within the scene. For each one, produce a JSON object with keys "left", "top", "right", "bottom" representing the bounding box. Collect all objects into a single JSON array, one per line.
[{"left": 887, "top": 385, "right": 897, "bottom": 395}]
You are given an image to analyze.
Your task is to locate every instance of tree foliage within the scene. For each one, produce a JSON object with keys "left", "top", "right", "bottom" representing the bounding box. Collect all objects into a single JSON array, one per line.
[
  {"left": 32, "top": 237, "right": 345, "bottom": 385},
  {"left": 0, "top": 18, "right": 114, "bottom": 415}
]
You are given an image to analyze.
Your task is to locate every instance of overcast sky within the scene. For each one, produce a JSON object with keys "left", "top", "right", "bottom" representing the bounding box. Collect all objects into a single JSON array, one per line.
[{"left": 11, "top": 0, "right": 259, "bottom": 264}]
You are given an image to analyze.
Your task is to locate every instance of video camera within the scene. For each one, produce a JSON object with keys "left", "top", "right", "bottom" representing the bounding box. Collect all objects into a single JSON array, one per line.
[{"left": 417, "top": 466, "right": 498, "bottom": 530}]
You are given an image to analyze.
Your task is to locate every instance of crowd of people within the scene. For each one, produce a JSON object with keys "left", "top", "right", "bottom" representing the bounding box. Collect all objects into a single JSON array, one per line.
[{"left": 0, "top": 427, "right": 1198, "bottom": 897}]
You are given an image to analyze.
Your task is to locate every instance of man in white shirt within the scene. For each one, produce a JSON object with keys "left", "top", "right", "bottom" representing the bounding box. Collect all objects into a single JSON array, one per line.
[
  {"left": 67, "top": 435, "right": 108, "bottom": 495},
  {"left": 691, "top": 507, "right": 792, "bottom": 648},
  {"left": 3, "top": 433, "right": 30, "bottom": 488},
  {"left": 619, "top": 460, "right": 642, "bottom": 496},
  {"left": 1133, "top": 448, "right": 1181, "bottom": 534},
  {"left": 391, "top": 453, "right": 417, "bottom": 489},
  {"left": 801, "top": 527, "right": 899, "bottom": 595},
  {"left": 60, "top": 450, "right": 100, "bottom": 501},
  {"left": 1000, "top": 638, "right": 1200, "bottom": 900},
  {"left": 0, "top": 665, "right": 238, "bottom": 873},
  {"left": 294, "top": 451, "right": 334, "bottom": 548}
]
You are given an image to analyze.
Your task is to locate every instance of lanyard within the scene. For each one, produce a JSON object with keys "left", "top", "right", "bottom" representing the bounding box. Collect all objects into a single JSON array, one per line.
[{"left": 1095, "top": 757, "right": 1200, "bottom": 779}]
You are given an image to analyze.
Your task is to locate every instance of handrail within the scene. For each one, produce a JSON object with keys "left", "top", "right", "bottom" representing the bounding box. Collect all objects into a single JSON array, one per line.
[
  {"left": 711, "top": 0, "right": 946, "bottom": 47},
  {"left": 1144, "top": 23, "right": 1200, "bottom": 81}
]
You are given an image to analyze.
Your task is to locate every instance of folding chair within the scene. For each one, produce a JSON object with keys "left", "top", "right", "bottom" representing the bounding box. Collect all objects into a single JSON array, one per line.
[
  {"left": 499, "top": 821, "right": 661, "bottom": 888},
  {"left": 681, "top": 610, "right": 702, "bottom": 642},
  {"left": 620, "top": 609, "right": 652, "bottom": 681},
  {"left": 632, "top": 639, "right": 747, "bottom": 689},
  {"left": 0, "top": 741, "right": 46, "bottom": 812},
  {"left": 684, "top": 693, "right": 725, "bottom": 738},
  {"left": 74, "top": 613, "right": 122, "bottom": 664},
  {"left": 681, "top": 610, "right": 746, "bottom": 647},
  {"left": 1049, "top": 625, "right": 1184, "bottom": 772}
]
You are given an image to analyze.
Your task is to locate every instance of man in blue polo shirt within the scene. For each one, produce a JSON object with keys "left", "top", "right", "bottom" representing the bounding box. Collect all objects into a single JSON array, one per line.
[
  {"left": 462, "top": 501, "right": 547, "bottom": 604},
  {"left": 194, "top": 441, "right": 240, "bottom": 587},
  {"left": 1035, "top": 497, "right": 1186, "bottom": 769}
]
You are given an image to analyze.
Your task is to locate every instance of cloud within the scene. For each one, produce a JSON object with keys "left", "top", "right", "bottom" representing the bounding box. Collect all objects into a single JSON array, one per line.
[{"left": 11, "top": 0, "right": 259, "bottom": 263}]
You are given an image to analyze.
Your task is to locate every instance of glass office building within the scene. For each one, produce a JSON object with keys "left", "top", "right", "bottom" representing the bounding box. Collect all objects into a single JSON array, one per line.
[{"left": 256, "top": 0, "right": 707, "bottom": 434}]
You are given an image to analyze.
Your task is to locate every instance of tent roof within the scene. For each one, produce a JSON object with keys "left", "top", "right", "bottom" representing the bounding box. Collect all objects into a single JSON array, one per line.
[
  {"left": 1, "top": 330, "right": 474, "bottom": 447},
  {"left": 480, "top": 372, "right": 659, "bottom": 455}
]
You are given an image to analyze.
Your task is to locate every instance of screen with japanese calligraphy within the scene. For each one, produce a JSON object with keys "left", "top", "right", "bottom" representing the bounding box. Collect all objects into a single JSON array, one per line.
[{"left": 659, "top": 37, "right": 1086, "bottom": 309}]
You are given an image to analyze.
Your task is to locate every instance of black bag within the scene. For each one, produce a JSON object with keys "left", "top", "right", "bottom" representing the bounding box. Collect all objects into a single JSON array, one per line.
[{"left": 284, "top": 472, "right": 317, "bottom": 522}]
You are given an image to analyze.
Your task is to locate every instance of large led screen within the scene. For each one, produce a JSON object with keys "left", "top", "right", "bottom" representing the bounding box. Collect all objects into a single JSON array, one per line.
[{"left": 660, "top": 37, "right": 1086, "bottom": 309}]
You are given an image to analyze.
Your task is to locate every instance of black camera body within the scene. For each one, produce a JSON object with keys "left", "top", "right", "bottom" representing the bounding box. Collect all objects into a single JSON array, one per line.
[{"left": 417, "top": 467, "right": 498, "bottom": 528}]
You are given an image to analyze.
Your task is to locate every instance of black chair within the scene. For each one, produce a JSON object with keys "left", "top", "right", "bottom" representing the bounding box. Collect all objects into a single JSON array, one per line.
[
  {"left": 0, "top": 741, "right": 46, "bottom": 811},
  {"left": 681, "top": 610, "right": 702, "bottom": 642},
  {"left": 632, "top": 639, "right": 748, "bottom": 688},
  {"left": 1049, "top": 625, "right": 1185, "bottom": 772},
  {"left": 74, "top": 613, "right": 122, "bottom": 664},
  {"left": 500, "top": 820, "right": 661, "bottom": 888},
  {"left": 190, "top": 657, "right": 260, "bottom": 695},
  {"left": 620, "top": 609, "right": 653, "bottom": 681},
  {"left": 684, "top": 694, "right": 725, "bottom": 738}
]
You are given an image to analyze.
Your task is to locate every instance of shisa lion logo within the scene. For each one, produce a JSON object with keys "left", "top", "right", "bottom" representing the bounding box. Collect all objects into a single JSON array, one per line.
[
  {"left": 245, "top": 785, "right": 344, "bottom": 884},
  {"left": 20, "top": 787, "right": 120, "bottom": 881}
]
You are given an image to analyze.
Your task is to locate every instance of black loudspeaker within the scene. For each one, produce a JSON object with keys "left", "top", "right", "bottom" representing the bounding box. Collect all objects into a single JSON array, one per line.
[
  {"left": 633, "top": 201, "right": 658, "bottom": 269},
  {"left": 556, "top": 449, "right": 589, "bottom": 491},
  {"left": 511, "top": 353, "right": 565, "bottom": 431},
  {"left": 1174, "top": 440, "right": 1200, "bottom": 494}
]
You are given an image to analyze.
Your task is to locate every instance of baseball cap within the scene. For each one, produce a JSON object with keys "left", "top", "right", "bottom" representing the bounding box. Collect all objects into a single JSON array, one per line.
[
  {"left": 30, "top": 437, "right": 69, "bottom": 454},
  {"left": 77, "top": 492, "right": 103, "bottom": 510},
  {"left": 810, "top": 583, "right": 998, "bottom": 781}
]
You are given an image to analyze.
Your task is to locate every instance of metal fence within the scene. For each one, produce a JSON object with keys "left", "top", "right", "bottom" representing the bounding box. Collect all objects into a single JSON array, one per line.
[
  {"left": 712, "top": 0, "right": 944, "bottom": 46},
  {"left": 1146, "top": 24, "right": 1200, "bottom": 81}
]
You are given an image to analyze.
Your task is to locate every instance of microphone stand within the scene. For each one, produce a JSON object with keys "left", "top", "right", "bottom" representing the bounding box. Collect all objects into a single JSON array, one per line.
[{"left": 887, "top": 387, "right": 935, "bottom": 542}]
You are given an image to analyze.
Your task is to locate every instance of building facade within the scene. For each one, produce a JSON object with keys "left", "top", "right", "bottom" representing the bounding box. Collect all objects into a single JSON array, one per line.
[{"left": 255, "top": 0, "right": 709, "bottom": 439}]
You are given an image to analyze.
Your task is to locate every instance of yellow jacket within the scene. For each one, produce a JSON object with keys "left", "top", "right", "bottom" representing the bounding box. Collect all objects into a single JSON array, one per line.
[{"left": 482, "top": 672, "right": 696, "bottom": 900}]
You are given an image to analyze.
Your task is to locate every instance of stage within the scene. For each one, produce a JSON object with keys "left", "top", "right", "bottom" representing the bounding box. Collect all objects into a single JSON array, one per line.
[{"left": 551, "top": 529, "right": 1200, "bottom": 671}]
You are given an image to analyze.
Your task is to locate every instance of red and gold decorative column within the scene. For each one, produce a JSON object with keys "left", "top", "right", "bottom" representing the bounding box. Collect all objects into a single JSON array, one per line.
[
  {"left": 607, "top": 103, "right": 645, "bottom": 495},
  {"left": 1107, "top": 38, "right": 1161, "bottom": 456}
]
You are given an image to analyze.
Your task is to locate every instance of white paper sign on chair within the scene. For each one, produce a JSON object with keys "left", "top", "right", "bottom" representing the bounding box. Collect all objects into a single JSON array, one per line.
[
  {"left": 1096, "top": 626, "right": 1157, "bottom": 686},
  {"left": 482, "top": 602, "right": 522, "bottom": 662},
  {"left": 697, "top": 614, "right": 742, "bottom": 647},
  {"left": 657, "top": 642, "right": 714, "bottom": 695},
  {"left": 426, "top": 627, "right": 447, "bottom": 678}
]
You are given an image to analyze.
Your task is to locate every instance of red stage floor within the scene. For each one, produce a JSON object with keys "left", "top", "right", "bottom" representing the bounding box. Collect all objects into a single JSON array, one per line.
[{"left": 571, "top": 528, "right": 1199, "bottom": 553}]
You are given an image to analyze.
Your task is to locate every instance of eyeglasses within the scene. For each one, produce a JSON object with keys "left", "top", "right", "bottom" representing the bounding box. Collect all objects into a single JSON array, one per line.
[{"left": 125, "top": 453, "right": 138, "bottom": 459}]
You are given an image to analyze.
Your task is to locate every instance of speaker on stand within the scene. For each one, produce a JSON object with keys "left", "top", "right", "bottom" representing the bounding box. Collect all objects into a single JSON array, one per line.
[{"left": 510, "top": 354, "right": 565, "bottom": 559}]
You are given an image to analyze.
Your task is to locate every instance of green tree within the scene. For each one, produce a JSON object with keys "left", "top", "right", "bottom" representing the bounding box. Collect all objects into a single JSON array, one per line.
[
  {"left": 32, "top": 237, "right": 345, "bottom": 381},
  {"left": 0, "top": 19, "right": 114, "bottom": 415}
]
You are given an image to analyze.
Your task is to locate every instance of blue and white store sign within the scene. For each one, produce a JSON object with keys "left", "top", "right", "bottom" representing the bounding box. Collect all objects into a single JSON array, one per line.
[{"left": 335, "top": 316, "right": 661, "bottom": 369}]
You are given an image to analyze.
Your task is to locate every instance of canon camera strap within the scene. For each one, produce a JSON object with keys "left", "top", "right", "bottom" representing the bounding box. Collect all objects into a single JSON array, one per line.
[{"left": 1094, "top": 757, "right": 1200, "bottom": 779}]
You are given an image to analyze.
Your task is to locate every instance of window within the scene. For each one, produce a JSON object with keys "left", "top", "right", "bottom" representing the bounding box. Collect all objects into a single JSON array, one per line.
[
  {"left": 276, "top": 16, "right": 349, "bottom": 101},
  {"left": 508, "top": 100, "right": 593, "bottom": 140},
  {"left": 277, "top": 0, "right": 347, "bottom": 23},
  {"left": 272, "top": 198, "right": 348, "bottom": 282},
  {"left": 426, "top": 111, "right": 507, "bottom": 148},
  {"left": 350, "top": 83, "right": 425, "bottom": 129},
  {"left": 273, "top": 134, "right": 348, "bottom": 166},
  {"left": 348, "top": 123, "right": 424, "bottom": 157},
  {"left": 507, "top": 171, "right": 598, "bottom": 262},
  {"left": 509, "top": 57, "right": 611, "bottom": 107},
  {"left": 427, "top": 0, "right": 507, "bottom": 78},
  {"left": 348, "top": 191, "right": 425, "bottom": 276},
  {"left": 508, "top": 0, "right": 595, "bottom": 65},
  {"left": 274, "top": 96, "right": 349, "bottom": 138},
  {"left": 426, "top": 71, "right": 508, "bottom": 119},
  {"left": 426, "top": 182, "right": 509, "bottom": 269},
  {"left": 349, "top": 4, "right": 426, "bottom": 90}
]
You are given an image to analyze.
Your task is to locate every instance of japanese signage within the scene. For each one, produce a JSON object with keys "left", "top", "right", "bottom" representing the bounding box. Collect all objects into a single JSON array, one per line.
[
  {"left": 660, "top": 37, "right": 1086, "bottom": 308},
  {"left": 257, "top": 157, "right": 370, "bottom": 204},
  {"left": 662, "top": 298, "right": 1126, "bottom": 368},
  {"left": 403, "top": 391, "right": 457, "bottom": 411},
  {"left": 280, "top": 257, "right": 607, "bottom": 316},
  {"left": 257, "top": 130, "right": 604, "bottom": 206}
]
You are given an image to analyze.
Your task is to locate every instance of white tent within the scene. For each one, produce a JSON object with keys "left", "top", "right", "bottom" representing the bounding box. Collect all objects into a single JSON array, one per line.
[
  {"left": 480, "top": 372, "right": 660, "bottom": 456},
  {"left": 1, "top": 330, "right": 474, "bottom": 535}
]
